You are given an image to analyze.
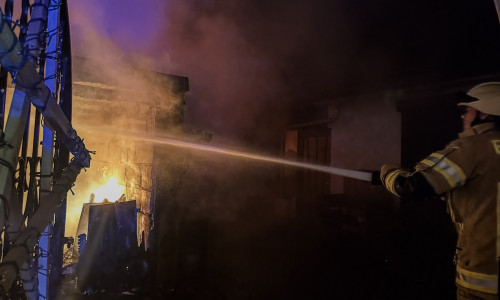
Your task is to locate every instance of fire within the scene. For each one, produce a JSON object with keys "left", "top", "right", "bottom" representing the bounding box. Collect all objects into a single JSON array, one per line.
[{"left": 91, "top": 177, "right": 125, "bottom": 203}]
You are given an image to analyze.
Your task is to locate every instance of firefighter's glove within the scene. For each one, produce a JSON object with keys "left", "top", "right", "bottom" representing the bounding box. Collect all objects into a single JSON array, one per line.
[
  {"left": 380, "top": 164, "right": 409, "bottom": 196},
  {"left": 380, "top": 164, "right": 399, "bottom": 184}
]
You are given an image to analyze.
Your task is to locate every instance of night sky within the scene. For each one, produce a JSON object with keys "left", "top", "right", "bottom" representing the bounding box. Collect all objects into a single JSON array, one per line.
[{"left": 69, "top": 0, "right": 500, "bottom": 147}]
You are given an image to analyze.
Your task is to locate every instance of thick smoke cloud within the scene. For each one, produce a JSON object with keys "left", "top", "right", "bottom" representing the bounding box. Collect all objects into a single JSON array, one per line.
[
  {"left": 154, "top": 0, "right": 354, "bottom": 146},
  {"left": 68, "top": 0, "right": 377, "bottom": 148},
  {"left": 71, "top": 0, "right": 463, "bottom": 147}
]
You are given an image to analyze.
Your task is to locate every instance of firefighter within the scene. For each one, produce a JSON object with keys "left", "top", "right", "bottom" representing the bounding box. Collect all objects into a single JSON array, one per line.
[{"left": 380, "top": 82, "right": 500, "bottom": 300}]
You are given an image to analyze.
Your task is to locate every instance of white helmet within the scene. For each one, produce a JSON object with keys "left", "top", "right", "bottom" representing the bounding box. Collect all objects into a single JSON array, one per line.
[{"left": 458, "top": 82, "right": 500, "bottom": 116}]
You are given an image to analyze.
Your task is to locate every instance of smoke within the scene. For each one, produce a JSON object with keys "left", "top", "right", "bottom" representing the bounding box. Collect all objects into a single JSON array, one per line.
[
  {"left": 65, "top": 0, "right": 322, "bottom": 242},
  {"left": 64, "top": 0, "right": 370, "bottom": 237},
  {"left": 68, "top": 0, "right": 367, "bottom": 147},
  {"left": 69, "top": 0, "right": 167, "bottom": 61},
  {"left": 155, "top": 0, "right": 295, "bottom": 147},
  {"left": 143, "top": 0, "right": 406, "bottom": 147},
  {"left": 65, "top": 1, "right": 180, "bottom": 238},
  {"left": 67, "top": 0, "right": 412, "bottom": 149}
]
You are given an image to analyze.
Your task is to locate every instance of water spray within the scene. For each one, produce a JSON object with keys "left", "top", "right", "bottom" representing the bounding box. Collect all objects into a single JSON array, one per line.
[{"left": 81, "top": 125, "right": 376, "bottom": 183}]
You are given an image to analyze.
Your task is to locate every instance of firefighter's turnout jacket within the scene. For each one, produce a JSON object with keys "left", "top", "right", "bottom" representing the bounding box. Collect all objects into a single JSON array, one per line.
[{"left": 412, "top": 122, "right": 500, "bottom": 294}]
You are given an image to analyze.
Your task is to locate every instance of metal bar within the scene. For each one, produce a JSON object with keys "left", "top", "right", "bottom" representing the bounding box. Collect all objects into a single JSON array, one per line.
[
  {"left": 18, "top": 0, "right": 33, "bottom": 179},
  {"left": 25, "top": 0, "right": 50, "bottom": 64},
  {"left": 19, "top": 0, "right": 30, "bottom": 44},
  {"left": 3, "top": 2, "right": 13, "bottom": 22},
  {"left": 19, "top": 2, "right": 42, "bottom": 299},
  {"left": 25, "top": 111, "right": 40, "bottom": 220},
  {"left": 49, "top": 0, "right": 72, "bottom": 298},
  {"left": 39, "top": 0, "right": 60, "bottom": 297},
  {"left": 1, "top": 89, "right": 31, "bottom": 230}
]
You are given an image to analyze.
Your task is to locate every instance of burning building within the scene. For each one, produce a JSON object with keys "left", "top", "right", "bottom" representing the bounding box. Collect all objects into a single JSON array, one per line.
[{"left": 66, "top": 56, "right": 190, "bottom": 290}]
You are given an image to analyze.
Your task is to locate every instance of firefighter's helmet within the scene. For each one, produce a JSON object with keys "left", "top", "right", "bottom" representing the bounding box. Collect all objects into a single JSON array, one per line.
[{"left": 458, "top": 82, "right": 500, "bottom": 116}]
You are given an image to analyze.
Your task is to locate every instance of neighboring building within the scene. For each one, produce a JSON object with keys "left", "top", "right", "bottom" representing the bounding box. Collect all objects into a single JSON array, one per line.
[
  {"left": 281, "top": 75, "right": 500, "bottom": 299},
  {"left": 282, "top": 90, "right": 401, "bottom": 232}
]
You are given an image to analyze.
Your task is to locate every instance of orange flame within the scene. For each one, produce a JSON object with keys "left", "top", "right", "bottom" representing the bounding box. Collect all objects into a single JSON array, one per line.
[{"left": 91, "top": 177, "right": 125, "bottom": 203}]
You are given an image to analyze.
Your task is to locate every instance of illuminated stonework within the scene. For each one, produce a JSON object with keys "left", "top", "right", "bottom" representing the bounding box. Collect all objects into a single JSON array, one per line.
[{"left": 69, "top": 56, "right": 189, "bottom": 248}]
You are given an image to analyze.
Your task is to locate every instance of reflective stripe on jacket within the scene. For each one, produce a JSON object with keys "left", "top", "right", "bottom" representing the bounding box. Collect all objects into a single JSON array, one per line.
[{"left": 456, "top": 266, "right": 498, "bottom": 294}]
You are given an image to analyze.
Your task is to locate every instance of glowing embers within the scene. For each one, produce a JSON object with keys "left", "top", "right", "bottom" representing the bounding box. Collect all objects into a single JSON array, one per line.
[{"left": 89, "top": 177, "right": 125, "bottom": 203}]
